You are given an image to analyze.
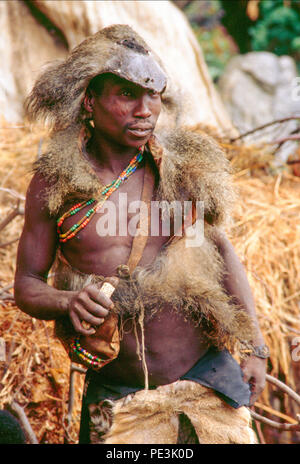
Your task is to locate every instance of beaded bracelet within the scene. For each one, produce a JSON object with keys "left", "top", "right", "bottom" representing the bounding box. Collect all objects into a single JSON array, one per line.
[{"left": 71, "top": 336, "right": 105, "bottom": 369}]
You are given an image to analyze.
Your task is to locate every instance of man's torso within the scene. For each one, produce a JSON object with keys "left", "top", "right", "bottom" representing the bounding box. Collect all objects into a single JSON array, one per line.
[{"left": 58, "top": 161, "right": 209, "bottom": 386}]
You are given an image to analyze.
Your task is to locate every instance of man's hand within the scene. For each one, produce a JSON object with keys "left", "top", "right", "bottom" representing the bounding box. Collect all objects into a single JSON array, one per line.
[
  {"left": 240, "top": 356, "right": 267, "bottom": 406},
  {"left": 68, "top": 283, "right": 115, "bottom": 336}
]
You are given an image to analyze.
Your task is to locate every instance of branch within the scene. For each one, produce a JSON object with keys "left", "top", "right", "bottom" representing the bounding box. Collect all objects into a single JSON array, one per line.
[
  {"left": 0, "top": 204, "right": 24, "bottom": 233},
  {"left": 0, "top": 292, "right": 14, "bottom": 301},
  {"left": 266, "top": 374, "right": 300, "bottom": 406},
  {"left": 230, "top": 116, "right": 300, "bottom": 142},
  {"left": 0, "top": 237, "right": 20, "bottom": 248},
  {"left": 65, "top": 364, "right": 87, "bottom": 430},
  {"left": 273, "top": 134, "right": 300, "bottom": 144},
  {"left": 0, "top": 188, "right": 25, "bottom": 201},
  {"left": 41, "top": 321, "right": 53, "bottom": 368},
  {"left": 287, "top": 159, "right": 300, "bottom": 165},
  {"left": 0, "top": 282, "right": 14, "bottom": 294},
  {"left": 250, "top": 410, "right": 300, "bottom": 431},
  {"left": 249, "top": 374, "right": 300, "bottom": 431},
  {"left": 7, "top": 401, "right": 39, "bottom": 444}
]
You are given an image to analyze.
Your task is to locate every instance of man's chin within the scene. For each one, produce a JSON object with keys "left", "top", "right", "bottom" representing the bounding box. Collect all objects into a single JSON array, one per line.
[{"left": 125, "top": 131, "right": 154, "bottom": 148}]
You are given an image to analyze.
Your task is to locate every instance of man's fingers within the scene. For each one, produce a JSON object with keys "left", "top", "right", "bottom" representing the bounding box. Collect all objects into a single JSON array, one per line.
[
  {"left": 79, "top": 306, "right": 108, "bottom": 327},
  {"left": 77, "top": 291, "right": 110, "bottom": 318},
  {"left": 86, "top": 284, "right": 114, "bottom": 309},
  {"left": 70, "top": 311, "right": 97, "bottom": 335},
  {"left": 70, "top": 300, "right": 108, "bottom": 332}
]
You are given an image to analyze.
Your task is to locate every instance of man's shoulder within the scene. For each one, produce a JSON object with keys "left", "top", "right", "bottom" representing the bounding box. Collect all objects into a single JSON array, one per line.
[{"left": 25, "top": 171, "right": 54, "bottom": 218}]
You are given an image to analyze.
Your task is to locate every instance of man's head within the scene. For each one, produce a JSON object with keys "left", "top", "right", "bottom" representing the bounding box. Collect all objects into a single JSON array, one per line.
[
  {"left": 25, "top": 24, "right": 167, "bottom": 132},
  {"left": 84, "top": 73, "right": 162, "bottom": 148}
]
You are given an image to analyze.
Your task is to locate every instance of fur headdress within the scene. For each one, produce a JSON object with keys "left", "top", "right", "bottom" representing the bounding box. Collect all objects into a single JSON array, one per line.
[{"left": 25, "top": 24, "right": 168, "bottom": 132}]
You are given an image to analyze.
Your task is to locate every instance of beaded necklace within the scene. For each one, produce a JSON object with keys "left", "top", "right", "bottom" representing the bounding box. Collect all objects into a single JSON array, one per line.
[{"left": 57, "top": 149, "right": 144, "bottom": 243}]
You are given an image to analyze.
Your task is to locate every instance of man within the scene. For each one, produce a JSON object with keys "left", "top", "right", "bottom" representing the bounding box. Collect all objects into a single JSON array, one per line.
[{"left": 14, "top": 24, "right": 267, "bottom": 444}]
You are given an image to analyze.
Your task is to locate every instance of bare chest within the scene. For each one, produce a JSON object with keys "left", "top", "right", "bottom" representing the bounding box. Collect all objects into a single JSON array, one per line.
[{"left": 57, "top": 167, "right": 170, "bottom": 275}]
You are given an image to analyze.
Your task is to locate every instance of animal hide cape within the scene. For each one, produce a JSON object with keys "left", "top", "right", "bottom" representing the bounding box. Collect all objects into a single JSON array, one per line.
[
  {"left": 35, "top": 122, "right": 254, "bottom": 350},
  {"left": 27, "top": 24, "right": 254, "bottom": 349}
]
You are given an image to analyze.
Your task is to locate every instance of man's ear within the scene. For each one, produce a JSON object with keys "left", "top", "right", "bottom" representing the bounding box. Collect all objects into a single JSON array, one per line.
[{"left": 83, "top": 93, "right": 95, "bottom": 113}]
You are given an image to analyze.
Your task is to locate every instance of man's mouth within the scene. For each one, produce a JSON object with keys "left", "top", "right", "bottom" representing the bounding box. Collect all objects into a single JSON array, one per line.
[{"left": 127, "top": 125, "right": 153, "bottom": 137}]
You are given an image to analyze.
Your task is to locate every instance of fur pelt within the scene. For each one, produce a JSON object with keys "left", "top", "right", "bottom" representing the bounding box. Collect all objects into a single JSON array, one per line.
[
  {"left": 153, "top": 128, "right": 236, "bottom": 226},
  {"left": 114, "top": 232, "right": 254, "bottom": 348},
  {"left": 39, "top": 123, "right": 253, "bottom": 348},
  {"left": 52, "top": 228, "right": 254, "bottom": 350},
  {"left": 88, "top": 380, "right": 257, "bottom": 444},
  {"left": 34, "top": 124, "right": 235, "bottom": 228},
  {"left": 29, "top": 23, "right": 253, "bottom": 349},
  {"left": 24, "top": 24, "right": 174, "bottom": 132}
]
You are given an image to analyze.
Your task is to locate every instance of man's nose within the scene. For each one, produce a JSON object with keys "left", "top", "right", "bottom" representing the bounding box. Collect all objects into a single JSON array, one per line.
[{"left": 133, "top": 96, "right": 152, "bottom": 118}]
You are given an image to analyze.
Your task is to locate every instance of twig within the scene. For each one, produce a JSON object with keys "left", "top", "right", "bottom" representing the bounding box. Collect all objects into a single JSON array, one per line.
[
  {"left": 0, "top": 293, "right": 14, "bottom": 301},
  {"left": 41, "top": 321, "right": 53, "bottom": 368},
  {"left": 250, "top": 410, "right": 300, "bottom": 431},
  {"left": 273, "top": 134, "right": 300, "bottom": 144},
  {"left": 0, "top": 208, "right": 20, "bottom": 232},
  {"left": 64, "top": 364, "right": 87, "bottom": 443},
  {"left": 266, "top": 374, "right": 300, "bottom": 405},
  {"left": 0, "top": 204, "right": 24, "bottom": 233},
  {"left": 250, "top": 374, "right": 300, "bottom": 431},
  {"left": 0, "top": 188, "right": 25, "bottom": 201},
  {"left": 254, "top": 419, "right": 266, "bottom": 444},
  {"left": 254, "top": 401, "right": 298, "bottom": 424},
  {"left": 66, "top": 365, "right": 86, "bottom": 421},
  {"left": 0, "top": 337, "right": 6, "bottom": 362},
  {"left": 230, "top": 116, "right": 300, "bottom": 142},
  {"left": 8, "top": 401, "right": 39, "bottom": 444},
  {"left": 282, "top": 323, "right": 300, "bottom": 335},
  {"left": 70, "top": 363, "right": 87, "bottom": 375},
  {"left": 66, "top": 367, "right": 76, "bottom": 428},
  {"left": 0, "top": 282, "right": 14, "bottom": 294},
  {"left": 287, "top": 159, "right": 300, "bottom": 165},
  {"left": 0, "top": 237, "right": 20, "bottom": 248},
  {"left": 6, "top": 311, "right": 20, "bottom": 334}
]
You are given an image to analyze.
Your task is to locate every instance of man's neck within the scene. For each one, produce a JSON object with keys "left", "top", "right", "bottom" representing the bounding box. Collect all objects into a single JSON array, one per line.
[{"left": 87, "top": 132, "right": 141, "bottom": 175}]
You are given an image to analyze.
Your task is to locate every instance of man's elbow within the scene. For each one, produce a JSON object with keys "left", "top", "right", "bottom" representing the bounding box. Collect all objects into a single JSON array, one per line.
[
  {"left": 14, "top": 274, "right": 39, "bottom": 316},
  {"left": 14, "top": 277, "right": 29, "bottom": 313}
]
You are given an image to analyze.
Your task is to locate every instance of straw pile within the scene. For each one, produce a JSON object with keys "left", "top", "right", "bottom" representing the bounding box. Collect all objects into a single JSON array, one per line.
[
  {"left": 0, "top": 120, "right": 300, "bottom": 444},
  {"left": 0, "top": 120, "right": 83, "bottom": 444}
]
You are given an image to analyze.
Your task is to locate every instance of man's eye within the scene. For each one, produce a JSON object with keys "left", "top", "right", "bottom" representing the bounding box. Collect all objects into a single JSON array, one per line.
[{"left": 121, "top": 90, "right": 133, "bottom": 97}]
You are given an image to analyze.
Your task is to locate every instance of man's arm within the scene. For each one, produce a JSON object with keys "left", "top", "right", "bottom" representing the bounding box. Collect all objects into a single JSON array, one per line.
[
  {"left": 14, "top": 173, "right": 113, "bottom": 335},
  {"left": 212, "top": 228, "right": 267, "bottom": 405}
]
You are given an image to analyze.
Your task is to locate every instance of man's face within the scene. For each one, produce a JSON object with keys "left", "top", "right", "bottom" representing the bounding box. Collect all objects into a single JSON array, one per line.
[{"left": 90, "top": 74, "right": 162, "bottom": 149}]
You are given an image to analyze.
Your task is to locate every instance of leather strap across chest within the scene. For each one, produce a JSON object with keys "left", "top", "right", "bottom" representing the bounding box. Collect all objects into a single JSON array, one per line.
[{"left": 126, "top": 158, "right": 155, "bottom": 273}]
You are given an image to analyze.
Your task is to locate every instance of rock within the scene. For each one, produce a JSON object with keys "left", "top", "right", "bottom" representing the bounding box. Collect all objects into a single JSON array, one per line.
[
  {"left": 0, "top": 0, "right": 236, "bottom": 137},
  {"left": 218, "top": 51, "right": 300, "bottom": 164}
]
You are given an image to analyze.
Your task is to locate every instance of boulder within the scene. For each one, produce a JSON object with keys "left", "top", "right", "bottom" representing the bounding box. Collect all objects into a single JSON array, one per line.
[
  {"left": 218, "top": 51, "right": 300, "bottom": 163},
  {"left": 0, "top": 0, "right": 236, "bottom": 136}
]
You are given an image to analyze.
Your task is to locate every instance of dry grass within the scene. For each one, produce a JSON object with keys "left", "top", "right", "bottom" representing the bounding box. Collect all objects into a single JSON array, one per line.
[{"left": 0, "top": 120, "right": 300, "bottom": 443}]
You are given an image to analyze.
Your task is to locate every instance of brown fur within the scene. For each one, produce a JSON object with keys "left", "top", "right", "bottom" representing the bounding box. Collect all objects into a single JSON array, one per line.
[
  {"left": 52, "top": 227, "right": 254, "bottom": 350},
  {"left": 113, "top": 231, "right": 254, "bottom": 348},
  {"left": 37, "top": 123, "right": 253, "bottom": 348},
  {"left": 24, "top": 24, "right": 179, "bottom": 132},
  {"left": 29, "top": 24, "right": 254, "bottom": 351},
  {"left": 34, "top": 124, "right": 236, "bottom": 228},
  {"left": 89, "top": 381, "right": 257, "bottom": 444}
]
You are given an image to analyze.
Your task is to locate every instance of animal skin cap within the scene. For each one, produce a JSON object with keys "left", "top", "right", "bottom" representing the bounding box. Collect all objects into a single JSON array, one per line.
[{"left": 25, "top": 24, "right": 168, "bottom": 131}]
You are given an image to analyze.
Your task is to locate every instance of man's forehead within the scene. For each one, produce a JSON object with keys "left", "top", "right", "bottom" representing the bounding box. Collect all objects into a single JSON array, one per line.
[
  {"left": 97, "top": 46, "right": 167, "bottom": 94},
  {"left": 90, "top": 73, "right": 159, "bottom": 93}
]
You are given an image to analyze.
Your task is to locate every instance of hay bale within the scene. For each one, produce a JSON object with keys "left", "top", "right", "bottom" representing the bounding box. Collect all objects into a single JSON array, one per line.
[{"left": 0, "top": 120, "right": 299, "bottom": 443}]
